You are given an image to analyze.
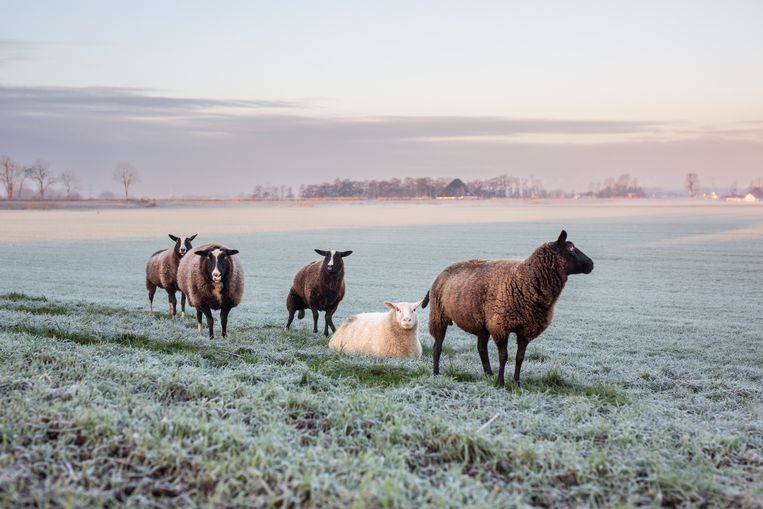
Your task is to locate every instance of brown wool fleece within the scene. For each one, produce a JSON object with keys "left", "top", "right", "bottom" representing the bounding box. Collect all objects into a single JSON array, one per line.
[
  {"left": 177, "top": 243, "right": 244, "bottom": 311},
  {"left": 145, "top": 248, "right": 182, "bottom": 294},
  {"left": 427, "top": 243, "right": 567, "bottom": 343}
]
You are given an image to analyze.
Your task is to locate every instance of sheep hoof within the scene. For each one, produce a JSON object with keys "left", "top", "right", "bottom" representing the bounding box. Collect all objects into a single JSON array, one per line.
[
  {"left": 180, "top": 311, "right": 185, "bottom": 318},
  {"left": 197, "top": 323, "right": 202, "bottom": 333}
]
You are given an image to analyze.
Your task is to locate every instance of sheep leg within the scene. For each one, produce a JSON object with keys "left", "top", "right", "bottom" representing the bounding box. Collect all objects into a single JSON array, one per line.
[
  {"left": 430, "top": 323, "right": 448, "bottom": 376},
  {"left": 495, "top": 335, "right": 510, "bottom": 387},
  {"left": 201, "top": 306, "right": 215, "bottom": 339},
  {"left": 220, "top": 306, "right": 230, "bottom": 339},
  {"left": 324, "top": 304, "right": 338, "bottom": 336},
  {"left": 514, "top": 336, "right": 529, "bottom": 386},
  {"left": 477, "top": 332, "right": 493, "bottom": 376},
  {"left": 147, "top": 283, "right": 156, "bottom": 313},
  {"left": 196, "top": 309, "right": 204, "bottom": 333},
  {"left": 311, "top": 308, "right": 319, "bottom": 333},
  {"left": 286, "top": 290, "right": 301, "bottom": 328},
  {"left": 167, "top": 291, "right": 177, "bottom": 318},
  {"left": 180, "top": 292, "right": 186, "bottom": 318}
]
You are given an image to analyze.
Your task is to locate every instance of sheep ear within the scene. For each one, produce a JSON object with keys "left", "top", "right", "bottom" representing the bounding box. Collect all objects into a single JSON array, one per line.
[
  {"left": 556, "top": 230, "right": 567, "bottom": 245},
  {"left": 315, "top": 249, "right": 329, "bottom": 257},
  {"left": 188, "top": 234, "right": 197, "bottom": 241},
  {"left": 340, "top": 250, "right": 353, "bottom": 257},
  {"left": 195, "top": 249, "right": 210, "bottom": 257},
  {"left": 224, "top": 249, "right": 239, "bottom": 256},
  {"left": 169, "top": 234, "right": 179, "bottom": 242},
  {"left": 411, "top": 299, "right": 423, "bottom": 311},
  {"left": 384, "top": 301, "right": 398, "bottom": 311}
]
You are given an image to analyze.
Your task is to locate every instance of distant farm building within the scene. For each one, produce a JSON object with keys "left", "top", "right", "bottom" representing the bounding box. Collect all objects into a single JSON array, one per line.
[
  {"left": 438, "top": 178, "right": 473, "bottom": 199},
  {"left": 743, "top": 193, "right": 758, "bottom": 202}
]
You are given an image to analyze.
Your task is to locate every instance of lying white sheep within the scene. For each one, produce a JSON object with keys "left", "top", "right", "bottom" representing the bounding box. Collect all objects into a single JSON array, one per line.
[{"left": 328, "top": 300, "right": 423, "bottom": 358}]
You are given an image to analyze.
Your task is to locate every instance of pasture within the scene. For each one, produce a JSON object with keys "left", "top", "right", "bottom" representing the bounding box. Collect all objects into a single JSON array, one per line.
[{"left": 0, "top": 201, "right": 761, "bottom": 507}]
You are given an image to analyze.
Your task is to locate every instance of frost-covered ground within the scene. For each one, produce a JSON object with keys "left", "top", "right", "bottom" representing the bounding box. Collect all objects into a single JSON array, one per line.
[{"left": 0, "top": 203, "right": 761, "bottom": 507}]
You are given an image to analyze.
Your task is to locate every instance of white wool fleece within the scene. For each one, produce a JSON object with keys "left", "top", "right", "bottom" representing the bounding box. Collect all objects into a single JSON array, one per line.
[{"left": 329, "top": 309, "right": 422, "bottom": 359}]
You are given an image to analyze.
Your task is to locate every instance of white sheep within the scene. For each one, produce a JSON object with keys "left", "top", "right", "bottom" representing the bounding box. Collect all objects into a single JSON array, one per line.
[{"left": 328, "top": 300, "right": 423, "bottom": 358}]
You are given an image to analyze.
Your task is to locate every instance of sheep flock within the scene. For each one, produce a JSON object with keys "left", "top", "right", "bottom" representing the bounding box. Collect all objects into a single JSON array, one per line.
[{"left": 143, "top": 230, "right": 593, "bottom": 385}]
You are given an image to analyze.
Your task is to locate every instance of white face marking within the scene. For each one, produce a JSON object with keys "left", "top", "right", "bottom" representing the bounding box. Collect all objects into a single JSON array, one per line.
[
  {"left": 390, "top": 301, "right": 419, "bottom": 330},
  {"left": 180, "top": 237, "right": 192, "bottom": 255},
  {"left": 211, "top": 248, "right": 222, "bottom": 282},
  {"left": 327, "top": 250, "right": 337, "bottom": 267}
]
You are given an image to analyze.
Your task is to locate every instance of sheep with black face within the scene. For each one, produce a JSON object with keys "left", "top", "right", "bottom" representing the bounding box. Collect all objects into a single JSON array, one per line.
[
  {"left": 286, "top": 249, "right": 352, "bottom": 336},
  {"left": 177, "top": 243, "right": 244, "bottom": 339},
  {"left": 145, "top": 234, "right": 197, "bottom": 317},
  {"left": 423, "top": 230, "right": 594, "bottom": 386}
]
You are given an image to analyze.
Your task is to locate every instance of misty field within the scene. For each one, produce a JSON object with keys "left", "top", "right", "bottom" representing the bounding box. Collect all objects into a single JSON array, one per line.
[{"left": 0, "top": 202, "right": 761, "bottom": 507}]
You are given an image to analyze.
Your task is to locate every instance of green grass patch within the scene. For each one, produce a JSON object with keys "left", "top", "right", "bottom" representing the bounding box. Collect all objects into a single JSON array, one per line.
[
  {"left": 526, "top": 350, "right": 547, "bottom": 362},
  {"left": 3, "top": 323, "right": 261, "bottom": 368},
  {"left": 0, "top": 292, "right": 48, "bottom": 302},
  {"left": 0, "top": 303, "right": 68, "bottom": 315},
  {"left": 511, "top": 369, "right": 629, "bottom": 405},
  {"left": 424, "top": 422, "right": 498, "bottom": 467},
  {"left": 421, "top": 342, "right": 458, "bottom": 356},
  {"left": 443, "top": 366, "right": 480, "bottom": 383},
  {"left": 306, "top": 357, "right": 429, "bottom": 387}
]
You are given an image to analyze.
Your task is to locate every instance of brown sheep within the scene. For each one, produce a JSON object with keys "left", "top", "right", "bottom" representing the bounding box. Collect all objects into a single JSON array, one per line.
[
  {"left": 177, "top": 243, "right": 244, "bottom": 339},
  {"left": 422, "top": 230, "right": 594, "bottom": 386},
  {"left": 145, "top": 234, "right": 197, "bottom": 317},
  {"left": 286, "top": 249, "right": 352, "bottom": 336}
]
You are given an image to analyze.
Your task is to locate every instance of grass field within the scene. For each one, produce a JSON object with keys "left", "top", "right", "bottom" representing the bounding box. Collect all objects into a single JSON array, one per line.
[{"left": 1, "top": 202, "right": 762, "bottom": 507}]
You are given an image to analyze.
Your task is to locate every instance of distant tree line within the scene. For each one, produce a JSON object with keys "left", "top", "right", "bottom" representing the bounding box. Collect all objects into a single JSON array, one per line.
[
  {"left": 252, "top": 184, "right": 295, "bottom": 200},
  {"left": 585, "top": 174, "right": 645, "bottom": 198},
  {"left": 0, "top": 154, "right": 141, "bottom": 200},
  {"left": 296, "top": 175, "right": 548, "bottom": 199}
]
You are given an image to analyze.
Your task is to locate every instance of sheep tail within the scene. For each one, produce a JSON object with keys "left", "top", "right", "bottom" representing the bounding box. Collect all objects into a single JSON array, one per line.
[
  {"left": 297, "top": 309, "right": 305, "bottom": 319},
  {"left": 421, "top": 291, "right": 430, "bottom": 309}
]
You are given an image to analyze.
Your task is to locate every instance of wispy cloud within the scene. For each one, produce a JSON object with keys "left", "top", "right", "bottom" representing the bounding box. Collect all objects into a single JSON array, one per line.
[
  {"left": 0, "top": 85, "right": 299, "bottom": 118},
  {"left": 0, "top": 39, "right": 40, "bottom": 65},
  {"left": 0, "top": 84, "right": 657, "bottom": 137},
  {"left": 0, "top": 38, "right": 115, "bottom": 66}
]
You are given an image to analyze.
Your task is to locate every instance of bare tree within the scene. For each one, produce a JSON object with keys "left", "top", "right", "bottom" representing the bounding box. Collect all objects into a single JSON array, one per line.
[
  {"left": 28, "top": 159, "right": 56, "bottom": 200},
  {"left": 16, "top": 166, "right": 30, "bottom": 199},
  {"left": 59, "top": 171, "right": 80, "bottom": 200},
  {"left": 0, "top": 154, "right": 24, "bottom": 200},
  {"left": 685, "top": 173, "right": 700, "bottom": 197},
  {"left": 113, "top": 163, "right": 140, "bottom": 200}
]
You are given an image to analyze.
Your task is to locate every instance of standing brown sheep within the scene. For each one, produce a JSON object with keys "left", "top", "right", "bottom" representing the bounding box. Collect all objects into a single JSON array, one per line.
[
  {"left": 177, "top": 243, "right": 244, "bottom": 339},
  {"left": 286, "top": 249, "right": 352, "bottom": 336},
  {"left": 423, "top": 230, "right": 594, "bottom": 386},
  {"left": 145, "top": 234, "right": 197, "bottom": 317}
]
